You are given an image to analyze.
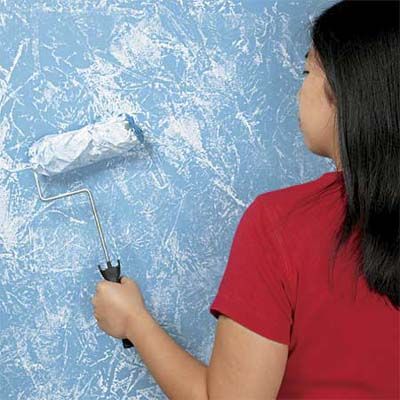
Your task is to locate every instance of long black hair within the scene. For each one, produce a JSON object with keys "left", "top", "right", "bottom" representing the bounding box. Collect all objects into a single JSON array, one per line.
[{"left": 286, "top": 0, "right": 399, "bottom": 309}]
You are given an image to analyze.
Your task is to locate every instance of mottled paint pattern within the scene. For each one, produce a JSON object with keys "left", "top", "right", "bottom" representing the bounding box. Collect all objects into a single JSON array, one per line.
[{"left": 0, "top": 0, "right": 333, "bottom": 398}]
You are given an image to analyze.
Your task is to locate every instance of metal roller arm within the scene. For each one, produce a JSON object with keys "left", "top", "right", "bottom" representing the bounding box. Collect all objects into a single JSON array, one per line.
[{"left": 32, "top": 170, "right": 111, "bottom": 264}]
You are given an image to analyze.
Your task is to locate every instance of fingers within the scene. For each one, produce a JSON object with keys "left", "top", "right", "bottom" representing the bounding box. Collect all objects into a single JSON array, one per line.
[
  {"left": 91, "top": 296, "right": 97, "bottom": 319},
  {"left": 95, "top": 280, "right": 119, "bottom": 293},
  {"left": 96, "top": 281, "right": 107, "bottom": 291},
  {"left": 93, "top": 304, "right": 101, "bottom": 321},
  {"left": 91, "top": 286, "right": 101, "bottom": 324},
  {"left": 92, "top": 281, "right": 106, "bottom": 306}
]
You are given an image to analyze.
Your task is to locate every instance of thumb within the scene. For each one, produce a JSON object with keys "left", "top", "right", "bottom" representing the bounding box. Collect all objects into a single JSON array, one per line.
[{"left": 120, "top": 276, "right": 131, "bottom": 284}]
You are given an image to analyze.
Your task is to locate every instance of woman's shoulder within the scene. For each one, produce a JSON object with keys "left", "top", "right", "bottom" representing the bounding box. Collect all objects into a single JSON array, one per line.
[
  {"left": 256, "top": 171, "right": 343, "bottom": 210},
  {"left": 253, "top": 170, "right": 344, "bottom": 233}
]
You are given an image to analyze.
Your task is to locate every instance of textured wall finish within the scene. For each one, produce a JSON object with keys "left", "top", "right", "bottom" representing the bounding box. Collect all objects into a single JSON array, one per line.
[{"left": 0, "top": 1, "right": 334, "bottom": 398}]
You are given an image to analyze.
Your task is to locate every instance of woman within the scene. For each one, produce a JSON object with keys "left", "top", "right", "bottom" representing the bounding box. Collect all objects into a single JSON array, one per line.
[{"left": 91, "top": 1, "right": 399, "bottom": 398}]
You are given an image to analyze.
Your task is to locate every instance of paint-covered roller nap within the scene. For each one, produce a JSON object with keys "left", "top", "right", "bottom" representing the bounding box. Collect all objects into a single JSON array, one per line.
[{"left": 29, "top": 113, "right": 144, "bottom": 176}]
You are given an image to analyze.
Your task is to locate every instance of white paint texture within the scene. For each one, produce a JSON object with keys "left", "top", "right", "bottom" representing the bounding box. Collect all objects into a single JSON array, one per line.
[{"left": 0, "top": 0, "right": 333, "bottom": 398}]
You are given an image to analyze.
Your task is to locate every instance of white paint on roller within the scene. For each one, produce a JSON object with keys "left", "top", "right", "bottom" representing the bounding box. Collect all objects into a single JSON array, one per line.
[{"left": 28, "top": 113, "right": 144, "bottom": 176}]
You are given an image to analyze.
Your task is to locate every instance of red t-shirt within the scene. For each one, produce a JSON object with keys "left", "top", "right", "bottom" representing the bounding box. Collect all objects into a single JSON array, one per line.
[{"left": 209, "top": 171, "right": 399, "bottom": 398}]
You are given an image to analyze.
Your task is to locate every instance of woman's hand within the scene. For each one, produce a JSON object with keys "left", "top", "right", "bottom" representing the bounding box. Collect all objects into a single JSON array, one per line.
[{"left": 91, "top": 276, "right": 147, "bottom": 340}]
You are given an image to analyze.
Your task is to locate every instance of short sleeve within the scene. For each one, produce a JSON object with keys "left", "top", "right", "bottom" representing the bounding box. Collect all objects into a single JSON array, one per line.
[{"left": 209, "top": 195, "right": 294, "bottom": 345}]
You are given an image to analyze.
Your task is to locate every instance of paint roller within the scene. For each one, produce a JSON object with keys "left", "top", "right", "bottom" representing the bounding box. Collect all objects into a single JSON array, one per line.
[{"left": 28, "top": 113, "right": 145, "bottom": 349}]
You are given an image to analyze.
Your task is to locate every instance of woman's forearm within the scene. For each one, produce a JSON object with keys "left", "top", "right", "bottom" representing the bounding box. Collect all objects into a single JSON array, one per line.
[{"left": 126, "top": 310, "right": 208, "bottom": 400}]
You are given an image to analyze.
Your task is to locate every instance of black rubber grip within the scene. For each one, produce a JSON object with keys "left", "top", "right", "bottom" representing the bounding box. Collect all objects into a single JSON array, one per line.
[{"left": 98, "top": 260, "right": 134, "bottom": 348}]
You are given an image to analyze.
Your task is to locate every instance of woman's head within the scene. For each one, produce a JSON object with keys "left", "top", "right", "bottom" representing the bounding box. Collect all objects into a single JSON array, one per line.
[
  {"left": 297, "top": 0, "right": 399, "bottom": 308},
  {"left": 299, "top": 0, "right": 399, "bottom": 175}
]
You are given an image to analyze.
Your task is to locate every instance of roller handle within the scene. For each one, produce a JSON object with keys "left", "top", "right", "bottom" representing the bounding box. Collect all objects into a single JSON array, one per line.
[{"left": 97, "top": 260, "right": 134, "bottom": 349}]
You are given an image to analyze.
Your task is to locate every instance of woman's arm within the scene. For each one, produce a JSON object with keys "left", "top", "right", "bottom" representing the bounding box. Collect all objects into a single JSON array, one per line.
[
  {"left": 96, "top": 276, "right": 288, "bottom": 399},
  {"left": 127, "top": 310, "right": 289, "bottom": 400},
  {"left": 126, "top": 310, "right": 208, "bottom": 400}
]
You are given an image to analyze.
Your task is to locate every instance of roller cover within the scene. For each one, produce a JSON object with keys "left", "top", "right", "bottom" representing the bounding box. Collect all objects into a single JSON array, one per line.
[{"left": 29, "top": 113, "right": 144, "bottom": 176}]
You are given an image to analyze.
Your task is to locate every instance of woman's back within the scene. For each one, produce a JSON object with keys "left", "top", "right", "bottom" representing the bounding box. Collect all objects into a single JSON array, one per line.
[
  {"left": 273, "top": 171, "right": 398, "bottom": 397},
  {"left": 210, "top": 171, "right": 399, "bottom": 397}
]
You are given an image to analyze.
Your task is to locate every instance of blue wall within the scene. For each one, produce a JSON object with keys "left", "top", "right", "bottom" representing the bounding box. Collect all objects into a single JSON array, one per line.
[{"left": 0, "top": 0, "right": 335, "bottom": 398}]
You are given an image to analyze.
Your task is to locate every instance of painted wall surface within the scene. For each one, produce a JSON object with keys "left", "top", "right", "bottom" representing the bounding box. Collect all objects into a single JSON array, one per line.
[{"left": 0, "top": 0, "right": 335, "bottom": 398}]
